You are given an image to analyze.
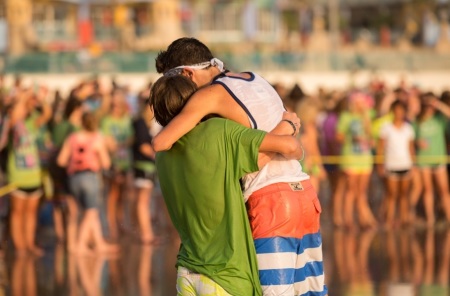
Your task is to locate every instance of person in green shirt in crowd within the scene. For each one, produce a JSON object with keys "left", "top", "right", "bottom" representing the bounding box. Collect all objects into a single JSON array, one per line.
[
  {"left": 101, "top": 88, "right": 134, "bottom": 240},
  {"left": 49, "top": 97, "right": 84, "bottom": 248},
  {"left": 336, "top": 92, "right": 377, "bottom": 229},
  {"left": 7, "top": 87, "right": 51, "bottom": 256},
  {"left": 149, "top": 75, "right": 303, "bottom": 296},
  {"left": 412, "top": 93, "right": 450, "bottom": 225}
]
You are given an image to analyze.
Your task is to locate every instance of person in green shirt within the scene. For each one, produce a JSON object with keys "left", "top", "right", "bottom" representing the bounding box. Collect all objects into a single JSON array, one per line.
[
  {"left": 7, "top": 87, "right": 51, "bottom": 256},
  {"left": 336, "top": 92, "right": 377, "bottom": 229},
  {"left": 149, "top": 75, "right": 302, "bottom": 296},
  {"left": 49, "top": 97, "right": 83, "bottom": 246},
  {"left": 101, "top": 89, "right": 133, "bottom": 240},
  {"left": 412, "top": 94, "right": 450, "bottom": 225}
]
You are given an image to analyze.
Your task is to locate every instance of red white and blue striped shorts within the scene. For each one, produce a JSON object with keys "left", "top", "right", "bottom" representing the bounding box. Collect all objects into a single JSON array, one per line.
[{"left": 247, "top": 179, "right": 328, "bottom": 296}]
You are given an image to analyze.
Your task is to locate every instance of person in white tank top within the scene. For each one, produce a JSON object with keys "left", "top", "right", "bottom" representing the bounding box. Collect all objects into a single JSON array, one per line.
[{"left": 152, "top": 38, "right": 327, "bottom": 296}]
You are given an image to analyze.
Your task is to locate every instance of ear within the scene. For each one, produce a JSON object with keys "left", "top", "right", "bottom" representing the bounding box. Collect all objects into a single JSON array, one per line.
[{"left": 181, "top": 68, "right": 195, "bottom": 80}]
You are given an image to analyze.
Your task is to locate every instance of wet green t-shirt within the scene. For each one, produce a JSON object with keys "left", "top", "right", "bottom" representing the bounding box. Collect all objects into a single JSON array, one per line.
[
  {"left": 101, "top": 116, "right": 133, "bottom": 170},
  {"left": 52, "top": 120, "right": 78, "bottom": 148},
  {"left": 156, "top": 118, "right": 265, "bottom": 296},
  {"left": 7, "top": 117, "right": 41, "bottom": 189},
  {"left": 414, "top": 114, "right": 448, "bottom": 166},
  {"left": 337, "top": 111, "right": 373, "bottom": 171}
]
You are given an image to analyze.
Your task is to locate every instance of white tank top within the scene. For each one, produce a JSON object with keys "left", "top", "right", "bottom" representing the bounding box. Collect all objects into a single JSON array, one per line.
[{"left": 213, "top": 72, "right": 309, "bottom": 201}]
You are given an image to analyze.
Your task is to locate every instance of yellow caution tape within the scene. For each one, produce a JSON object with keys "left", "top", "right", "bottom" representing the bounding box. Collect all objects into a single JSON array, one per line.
[{"left": 0, "top": 183, "right": 16, "bottom": 197}]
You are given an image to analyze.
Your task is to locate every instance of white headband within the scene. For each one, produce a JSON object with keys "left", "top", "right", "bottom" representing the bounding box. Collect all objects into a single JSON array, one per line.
[{"left": 164, "top": 58, "right": 225, "bottom": 77}]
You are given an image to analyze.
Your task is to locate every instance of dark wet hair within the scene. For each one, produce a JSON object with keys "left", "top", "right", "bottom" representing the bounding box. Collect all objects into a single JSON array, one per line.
[
  {"left": 390, "top": 100, "right": 407, "bottom": 112},
  {"left": 148, "top": 75, "right": 197, "bottom": 127},
  {"left": 63, "top": 97, "right": 83, "bottom": 119},
  {"left": 155, "top": 38, "right": 214, "bottom": 74},
  {"left": 81, "top": 112, "right": 98, "bottom": 132}
]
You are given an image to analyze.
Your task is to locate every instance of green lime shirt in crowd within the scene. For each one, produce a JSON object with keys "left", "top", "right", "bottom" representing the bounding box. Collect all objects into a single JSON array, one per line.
[
  {"left": 414, "top": 114, "right": 448, "bottom": 166},
  {"left": 337, "top": 111, "right": 373, "bottom": 172},
  {"left": 156, "top": 118, "right": 264, "bottom": 296},
  {"left": 7, "top": 116, "right": 41, "bottom": 189},
  {"left": 101, "top": 115, "right": 133, "bottom": 170},
  {"left": 52, "top": 120, "right": 79, "bottom": 148}
]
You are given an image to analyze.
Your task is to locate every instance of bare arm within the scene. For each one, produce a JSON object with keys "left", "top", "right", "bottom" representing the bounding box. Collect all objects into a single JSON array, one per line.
[
  {"left": 430, "top": 98, "right": 450, "bottom": 118},
  {"left": 376, "top": 137, "right": 386, "bottom": 176},
  {"left": 409, "top": 139, "right": 416, "bottom": 164},
  {"left": 34, "top": 87, "right": 52, "bottom": 128},
  {"left": 9, "top": 91, "right": 30, "bottom": 126},
  {"left": 152, "top": 84, "right": 249, "bottom": 151},
  {"left": 379, "top": 92, "right": 396, "bottom": 116},
  {"left": 97, "top": 138, "right": 111, "bottom": 170},
  {"left": 139, "top": 143, "right": 155, "bottom": 159},
  {"left": 258, "top": 112, "right": 302, "bottom": 165},
  {"left": 257, "top": 134, "right": 302, "bottom": 168}
]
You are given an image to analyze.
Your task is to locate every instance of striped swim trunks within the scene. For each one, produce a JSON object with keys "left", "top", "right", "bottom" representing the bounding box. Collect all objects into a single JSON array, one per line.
[{"left": 247, "top": 179, "right": 328, "bottom": 296}]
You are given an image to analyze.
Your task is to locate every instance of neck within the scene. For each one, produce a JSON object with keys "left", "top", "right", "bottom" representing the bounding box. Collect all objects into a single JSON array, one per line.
[
  {"left": 208, "top": 67, "right": 222, "bottom": 83},
  {"left": 393, "top": 119, "right": 403, "bottom": 126}
]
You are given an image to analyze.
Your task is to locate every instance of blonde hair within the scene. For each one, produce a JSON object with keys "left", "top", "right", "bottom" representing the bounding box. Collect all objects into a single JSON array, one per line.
[{"left": 295, "top": 98, "right": 320, "bottom": 125}]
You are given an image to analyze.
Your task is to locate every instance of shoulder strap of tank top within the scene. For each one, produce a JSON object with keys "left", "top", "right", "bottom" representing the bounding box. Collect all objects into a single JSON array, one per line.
[{"left": 211, "top": 70, "right": 229, "bottom": 83}]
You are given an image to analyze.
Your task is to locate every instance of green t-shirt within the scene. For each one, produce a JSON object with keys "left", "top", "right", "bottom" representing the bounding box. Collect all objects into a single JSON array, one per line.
[
  {"left": 52, "top": 120, "right": 77, "bottom": 148},
  {"left": 372, "top": 113, "right": 393, "bottom": 140},
  {"left": 7, "top": 116, "right": 42, "bottom": 189},
  {"left": 156, "top": 118, "right": 265, "bottom": 296},
  {"left": 101, "top": 115, "right": 133, "bottom": 170},
  {"left": 414, "top": 114, "right": 448, "bottom": 166},
  {"left": 337, "top": 111, "right": 373, "bottom": 171}
]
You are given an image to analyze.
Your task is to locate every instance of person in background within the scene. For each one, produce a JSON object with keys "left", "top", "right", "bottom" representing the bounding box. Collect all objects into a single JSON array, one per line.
[
  {"left": 296, "top": 97, "right": 326, "bottom": 191},
  {"left": 377, "top": 100, "right": 415, "bottom": 227},
  {"left": 49, "top": 97, "right": 84, "bottom": 248},
  {"left": 58, "top": 112, "right": 118, "bottom": 255},
  {"left": 131, "top": 95, "right": 157, "bottom": 244},
  {"left": 7, "top": 87, "right": 51, "bottom": 256},
  {"left": 336, "top": 92, "right": 377, "bottom": 229},
  {"left": 412, "top": 93, "right": 450, "bottom": 225},
  {"left": 320, "top": 95, "right": 347, "bottom": 227},
  {"left": 102, "top": 88, "right": 134, "bottom": 240}
]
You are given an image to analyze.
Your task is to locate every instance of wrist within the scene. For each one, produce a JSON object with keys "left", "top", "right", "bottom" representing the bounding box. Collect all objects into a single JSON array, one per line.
[{"left": 282, "top": 119, "right": 297, "bottom": 136}]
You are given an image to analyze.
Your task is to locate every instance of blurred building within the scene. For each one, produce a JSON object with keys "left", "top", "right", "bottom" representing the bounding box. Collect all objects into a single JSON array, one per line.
[{"left": 0, "top": 0, "right": 448, "bottom": 56}]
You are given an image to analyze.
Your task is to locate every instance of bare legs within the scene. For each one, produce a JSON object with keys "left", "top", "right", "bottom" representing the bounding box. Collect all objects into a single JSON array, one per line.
[
  {"left": 107, "top": 180, "right": 121, "bottom": 240},
  {"left": 66, "top": 198, "right": 79, "bottom": 252},
  {"left": 107, "top": 175, "right": 127, "bottom": 241},
  {"left": 344, "top": 172, "right": 377, "bottom": 229},
  {"left": 76, "top": 208, "right": 119, "bottom": 255},
  {"left": 384, "top": 176, "right": 411, "bottom": 227},
  {"left": 331, "top": 170, "right": 346, "bottom": 227},
  {"left": 416, "top": 166, "right": 450, "bottom": 226},
  {"left": 53, "top": 204, "right": 65, "bottom": 242},
  {"left": 433, "top": 167, "right": 450, "bottom": 222},
  {"left": 421, "top": 168, "right": 435, "bottom": 225},
  {"left": 409, "top": 168, "right": 423, "bottom": 224},
  {"left": 10, "top": 193, "right": 43, "bottom": 256},
  {"left": 136, "top": 184, "right": 155, "bottom": 243}
]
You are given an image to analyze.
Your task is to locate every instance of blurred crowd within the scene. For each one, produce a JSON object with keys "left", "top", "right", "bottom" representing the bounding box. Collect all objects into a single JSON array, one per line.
[
  {"left": 0, "top": 75, "right": 166, "bottom": 259},
  {"left": 275, "top": 77, "right": 450, "bottom": 229},
  {"left": 0, "top": 73, "right": 450, "bottom": 257}
]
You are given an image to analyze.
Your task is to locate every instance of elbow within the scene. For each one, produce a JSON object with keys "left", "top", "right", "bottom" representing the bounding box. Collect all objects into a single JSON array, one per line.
[
  {"left": 285, "top": 138, "right": 302, "bottom": 159},
  {"left": 56, "top": 157, "right": 66, "bottom": 168},
  {"left": 152, "top": 136, "right": 171, "bottom": 152}
]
